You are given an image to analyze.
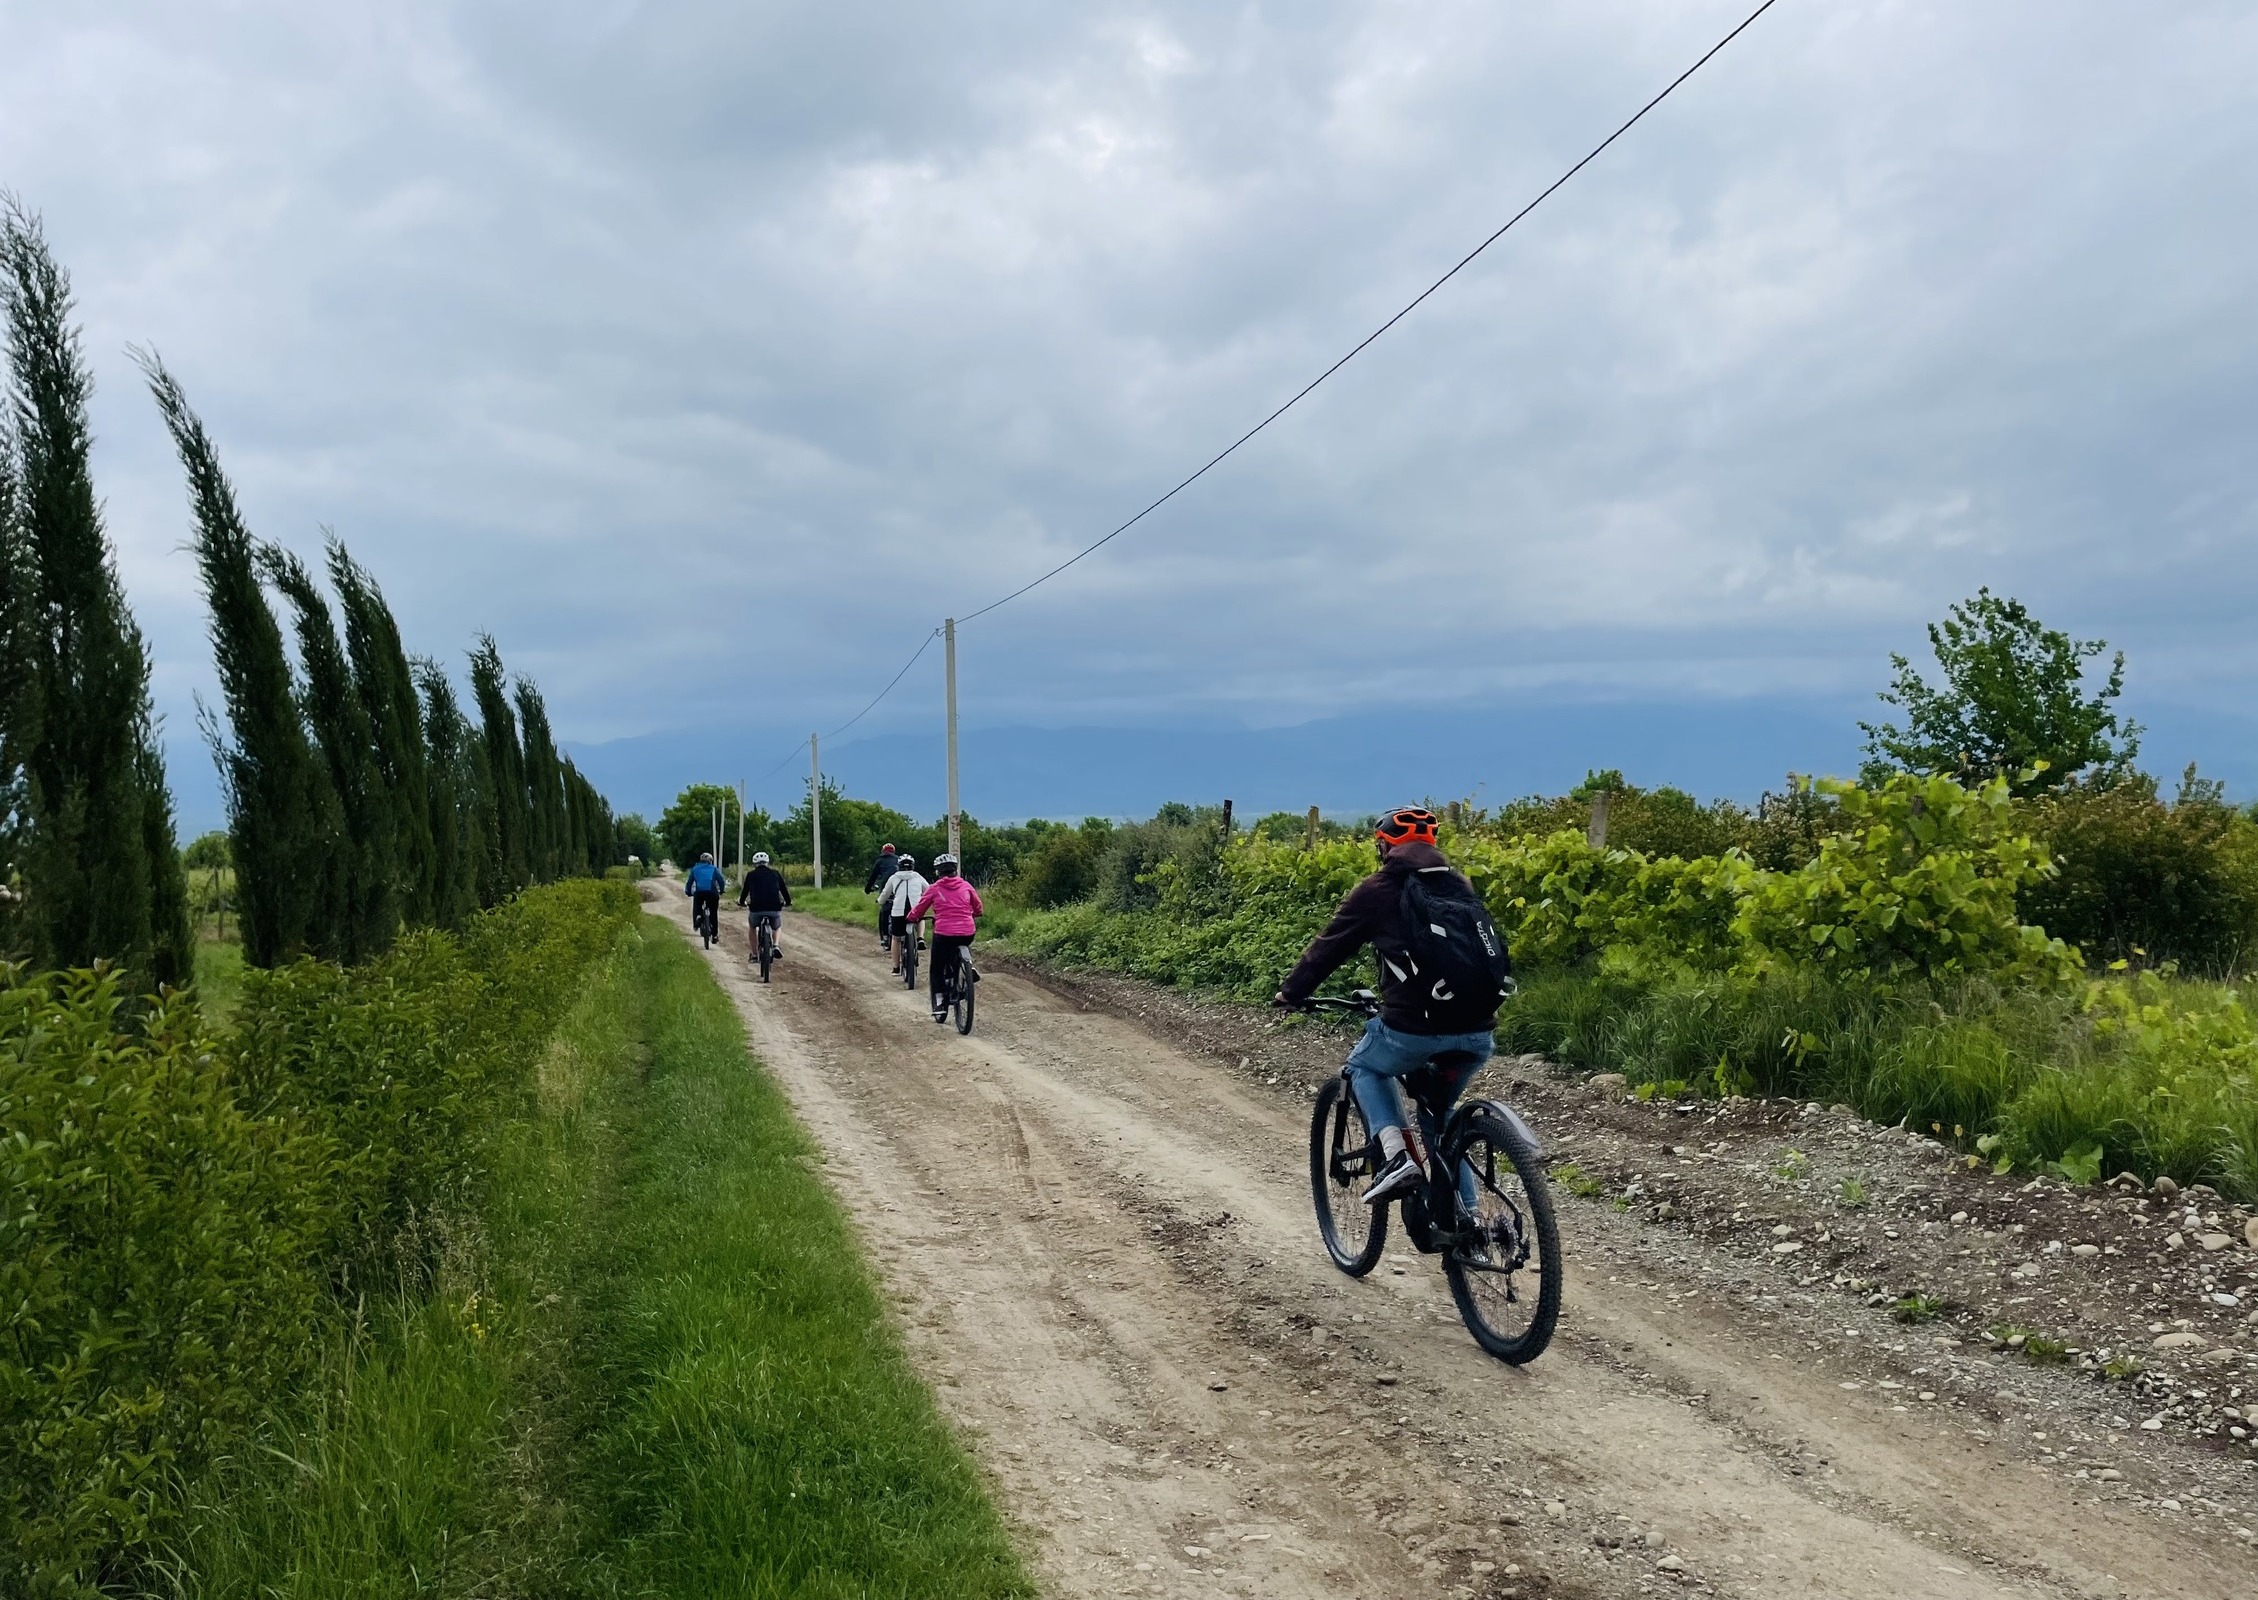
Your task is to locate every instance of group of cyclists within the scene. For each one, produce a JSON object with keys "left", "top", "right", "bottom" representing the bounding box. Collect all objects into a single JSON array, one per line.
[
  {"left": 683, "top": 849, "right": 793, "bottom": 961},
  {"left": 865, "top": 842, "right": 981, "bottom": 1023},
  {"left": 681, "top": 838, "right": 982, "bottom": 1024}
]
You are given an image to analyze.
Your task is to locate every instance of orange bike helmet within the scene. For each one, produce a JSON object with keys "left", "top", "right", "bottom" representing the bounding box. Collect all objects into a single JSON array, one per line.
[{"left": 1374, "top": 806, "right": 1439, "bottom": 848}]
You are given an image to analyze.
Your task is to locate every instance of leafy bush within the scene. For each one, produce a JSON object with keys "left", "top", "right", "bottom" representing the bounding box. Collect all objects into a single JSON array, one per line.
[
  {"left": 1001, "top": 820, "right": 1113, "bottom": 908},
  {"left": 2016, "top": 773, "right": 2258, "bottom": 976},
  {"left": 1733, "top": 773, "right": 2077, "bottom": 984},
  {"left": 0, "top": 877, "right": 637, "bottom": 1594}
]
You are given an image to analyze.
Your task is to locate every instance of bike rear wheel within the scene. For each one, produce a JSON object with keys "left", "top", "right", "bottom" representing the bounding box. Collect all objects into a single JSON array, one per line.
[
  {"left": 1439, "top": 1106, "right": 1561, "bottom": 1364},
  {"left": 1308, "top": 1077, "right": 1387, "bottom": 1276},
  {"left": 953, "top": 954, "right": 975, "bottom": 1034},
  {"left": 758, "top": 924, "right": 773, "bottom": 983}
]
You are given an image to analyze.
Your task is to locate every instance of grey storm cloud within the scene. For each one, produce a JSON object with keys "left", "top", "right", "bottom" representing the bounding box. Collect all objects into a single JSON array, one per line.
[{"left": 4, "top": 2, "right": 2253, "bottom": 780}]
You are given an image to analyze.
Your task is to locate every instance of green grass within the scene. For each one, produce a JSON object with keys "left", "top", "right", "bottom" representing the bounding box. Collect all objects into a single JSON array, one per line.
[
  {"left": 791, "top": 883, "right": 875, "bottom": 928},
  {"left": 191, "top": 935, "right": 244, "bottom": 1025},
  {"left": 1495, "top": 963, "right": 2258, "bottom": 1200},
  {"left": 171, "top": 919, "right": 1031, "bottom": 1598}
]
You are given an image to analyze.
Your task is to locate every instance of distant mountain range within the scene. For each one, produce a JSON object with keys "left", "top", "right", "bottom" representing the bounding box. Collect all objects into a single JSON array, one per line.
[
  {"left": 559, "top": 696, "right": 2257, "bottom": 829},
  {"left": 158, "top": 695, "right": 2252, "bottom": 839}
]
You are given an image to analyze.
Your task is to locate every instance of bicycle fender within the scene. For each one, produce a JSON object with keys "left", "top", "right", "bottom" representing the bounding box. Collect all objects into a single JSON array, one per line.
[{"left": 1450, "top": 1099, "right": 1549, "bottom": 1164}]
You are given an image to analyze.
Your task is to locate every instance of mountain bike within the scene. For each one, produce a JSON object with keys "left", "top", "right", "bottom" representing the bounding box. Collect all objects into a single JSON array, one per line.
[
  {"left": 1303, "top": 991, "right": 1560, "bottom": 1364},
  {"left": 751, "top": 913, "right": 777, "bottom": 983},
  {"left": 936, "top": 943, "right": 976, "bottom": 1035},
  {"left": 897, "top": 919, "right": 921, "bottom": 991}
]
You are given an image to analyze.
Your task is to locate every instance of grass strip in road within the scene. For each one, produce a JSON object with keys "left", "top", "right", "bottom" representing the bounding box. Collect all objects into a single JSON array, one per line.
[
  {"left": 582, "top": 919, "right": 1032, "bottom": 1598},
  {"left": 171, "top": 917, "right": 1030, "bottom": 1598}
]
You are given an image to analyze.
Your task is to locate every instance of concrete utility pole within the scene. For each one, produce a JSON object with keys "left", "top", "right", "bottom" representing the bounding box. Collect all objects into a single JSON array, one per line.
[
  {"left": 1587, "top": 790, "right": 1610, "bottom": 850},
  {"left": 810, "top": 734, "right": 824, "bottom": 888},
  {"left": 737, "top": 781, "right": 745, "bottom": 871},
  {"left": 1306, "top": 805, "right": 1320, "bottom": 850},
  {"left": 944, "top": 617, "right": 962, "bottom": 860}
]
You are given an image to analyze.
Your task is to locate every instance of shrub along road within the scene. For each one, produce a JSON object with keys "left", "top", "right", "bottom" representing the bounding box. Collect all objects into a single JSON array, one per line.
[{"left": 655, "top": 888, "right": 2250, "bottom": 1600}]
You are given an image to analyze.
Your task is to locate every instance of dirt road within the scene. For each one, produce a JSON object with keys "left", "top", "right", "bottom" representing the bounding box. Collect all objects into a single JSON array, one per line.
[{"left": 647, "top": 892, "right": 2249, "bottom": 1600}]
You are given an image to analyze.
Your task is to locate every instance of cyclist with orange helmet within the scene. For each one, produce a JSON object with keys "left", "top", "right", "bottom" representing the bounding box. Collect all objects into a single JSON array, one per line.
[{"left": 1274, "top": 806, "right": 1508, "bottom": 1204}]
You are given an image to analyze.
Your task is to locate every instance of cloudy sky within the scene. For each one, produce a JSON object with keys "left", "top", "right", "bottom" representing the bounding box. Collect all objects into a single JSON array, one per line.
[{"left": 6, "top": 1, "right": 2253, "bottom": 824}]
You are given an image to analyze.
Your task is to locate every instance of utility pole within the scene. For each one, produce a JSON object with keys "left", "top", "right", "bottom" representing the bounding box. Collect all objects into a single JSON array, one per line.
[
  {"left": 737, "top": 781, "right": 745, "bottom": 871},
  {"left": 810, "top": 734, "right": 823, "bottom": 888},
  {"left": 1306, "top": 805, "right": 1319, "bottom": 850},
  {"left": 944, "top": 617, "right": 961, "bottom": 860}
]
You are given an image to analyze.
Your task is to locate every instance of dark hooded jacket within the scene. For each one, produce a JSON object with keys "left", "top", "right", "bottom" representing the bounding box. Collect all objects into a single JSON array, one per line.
[
  {"left": 864, "top": 849, "right": 902, "bottom": 893},
  {"left": 1277, "top": 841, "right": 1498, "bottom": 1035}
]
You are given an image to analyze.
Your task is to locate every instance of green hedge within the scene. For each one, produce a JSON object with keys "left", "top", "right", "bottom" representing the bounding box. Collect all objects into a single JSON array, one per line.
[{"left": 0, "top": 877, "right": 638, "bottom": 1596}]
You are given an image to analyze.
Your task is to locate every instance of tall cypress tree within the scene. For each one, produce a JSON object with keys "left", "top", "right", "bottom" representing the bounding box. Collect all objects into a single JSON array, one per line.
[
  {"left": 329, "top": 541, "right": 432, "bottom": 926},
  {"left": 140, "top": 351, "right": 330, "bottom": 967},
  {"left": 0, "top": 422, "right": 25, "bottom": 955},
  {"left": 468, "top": 636, "right": 529, "bottom": 897},
  {"left": 514, "top": 678, "right": 565, "bottom": 884},
  {"left": 265, "top": 544, "right": 394, "bottom": 963},
  {"left": 413, "top": 657, "right": 478, "bottom": 929},
  {"left": 2, "top": 200, "right": 187, "bottom": 982}
]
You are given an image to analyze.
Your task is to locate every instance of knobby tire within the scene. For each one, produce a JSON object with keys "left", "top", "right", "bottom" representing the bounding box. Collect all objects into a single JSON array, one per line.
[
  {"left": 1439, "top": 1106, "right": 1561, "bottom": 1365},
  {"left": 1309, "top": 1077, "right": 1387, "bottom": 1276}
]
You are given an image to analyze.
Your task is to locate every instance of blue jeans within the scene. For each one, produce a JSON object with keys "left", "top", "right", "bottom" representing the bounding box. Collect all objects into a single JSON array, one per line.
[{"left": 1347, "top": 1017, "right": 1493, "bottom": 1209}]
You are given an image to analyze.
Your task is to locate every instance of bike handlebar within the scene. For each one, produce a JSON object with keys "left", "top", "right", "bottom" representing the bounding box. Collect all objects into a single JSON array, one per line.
[{"left": 1289, "top": 990, "right": 1382, "bottom": 1018}]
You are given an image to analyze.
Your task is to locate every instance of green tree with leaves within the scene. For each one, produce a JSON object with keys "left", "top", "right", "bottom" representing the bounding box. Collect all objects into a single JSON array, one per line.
[
  {"left": 0, "top": 409, "right": 25, "bottom": 953},
  {"left": 514, "top": 678, "right": 565, "bottom": 883},
  {"left": 3, "top": 199, "right": 190, "bottom": 984},
  {"left": 333, "top": 542, "right": 434, "bottom": 924},
  {"left": 413, "top": 658, "right": 480, "bottom": 928},
  {"left": 468, "top": 637, "right": 529, "bottom": 900},
  {"left": 658, "top": 782, "right": 743, "bottom": 869},
  {"left": 141, "top": 351, "right": 332, "bottom": 966},
  {"left": 265, "top": 544, "right": 394, "bottom": 962},
  {"left": 1860, "top": 589, "right": 2139, "bottom": 796}
]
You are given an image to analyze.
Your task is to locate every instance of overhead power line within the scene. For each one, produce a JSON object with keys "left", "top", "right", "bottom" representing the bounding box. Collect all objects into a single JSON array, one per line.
[
  {"left": 956, "top": 0, "right": 1784, "bottom": 627},
  {"left": 747, "top": 0, "right": 1782, "bottom": 777},
  {"left": 748, "top": 627, "right": 940, "bottom": 793},
  {"left": 827, "top": 628, "right": 941, "bottom": 742}
]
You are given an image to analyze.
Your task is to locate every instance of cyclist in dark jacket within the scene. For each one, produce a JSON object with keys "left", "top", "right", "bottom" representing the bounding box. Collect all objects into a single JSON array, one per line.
[
  {"left": 1275, "top": 807, "right": 1499, "bottom": 1206},
  {"left": 737, "top": 851, "right": 792, "bottom": 961},
  {"left": 865, "top": 843, "right": 902, "bottom": 947}
]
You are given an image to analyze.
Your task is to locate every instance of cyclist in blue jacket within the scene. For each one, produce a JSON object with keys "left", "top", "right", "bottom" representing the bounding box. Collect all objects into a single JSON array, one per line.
[{"left": 684, "top": 851, "right": 725, "bottom": 934}]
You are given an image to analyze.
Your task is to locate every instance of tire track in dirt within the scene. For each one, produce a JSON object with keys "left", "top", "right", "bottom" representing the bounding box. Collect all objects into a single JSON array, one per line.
[{"left": 646, "top": 890, "right": 2246, "bottom": 1600}]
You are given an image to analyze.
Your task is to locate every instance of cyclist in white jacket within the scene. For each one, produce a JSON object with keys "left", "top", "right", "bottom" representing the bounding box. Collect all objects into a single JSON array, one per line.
[{"left": 881, "top": 856, "right": 932, "bottom": 974}]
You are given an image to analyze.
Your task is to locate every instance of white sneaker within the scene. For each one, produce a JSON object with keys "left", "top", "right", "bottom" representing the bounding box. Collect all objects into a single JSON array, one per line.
[{"left": 1363, "top": 1151, "right": 1422, "bottom": 1206}]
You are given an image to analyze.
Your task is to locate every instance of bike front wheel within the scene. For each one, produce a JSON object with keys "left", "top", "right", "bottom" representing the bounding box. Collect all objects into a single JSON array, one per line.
[
  {"left": 1438, "top": 1106, "right": 1561, "bottom": 1364},
  {"left": 1308, "top": 1077, "right": 1387, "bottom": 1276}
]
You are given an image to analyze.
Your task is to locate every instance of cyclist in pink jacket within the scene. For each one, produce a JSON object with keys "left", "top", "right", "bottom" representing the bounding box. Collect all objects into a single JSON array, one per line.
[{"left": 907, "top": 853, "right": 982, "bottom": 1021}]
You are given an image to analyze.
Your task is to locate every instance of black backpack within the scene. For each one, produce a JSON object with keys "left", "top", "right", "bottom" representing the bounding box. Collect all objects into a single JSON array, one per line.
[{"left": 1394, "top": 868, "right": 1510, "bottom": 1028}]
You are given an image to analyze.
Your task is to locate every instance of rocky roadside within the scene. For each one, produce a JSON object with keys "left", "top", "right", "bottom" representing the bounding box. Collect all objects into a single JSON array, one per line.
[{"left": 988, "top": 948, "right": 2258, "bottom": 1561}]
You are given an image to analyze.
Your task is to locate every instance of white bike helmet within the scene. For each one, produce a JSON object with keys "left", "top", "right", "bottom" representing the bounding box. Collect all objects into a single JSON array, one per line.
[
  {"left": 934, "top": 852, "right": 960, "bottom": 875},
  {"left": 751, "top": 851, "right": 770, "bottom": 865}
]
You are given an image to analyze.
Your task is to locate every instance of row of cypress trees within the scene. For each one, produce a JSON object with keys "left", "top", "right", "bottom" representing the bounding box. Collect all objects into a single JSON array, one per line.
[
  {"left": 0, "top": 200, "right": 194, "bottom": 986},
  {"left": 0, "top": 198, "right": 616, "bottom": 979},
  {"left": 143, "top": 360, "right": 615, "bottom": 968}
]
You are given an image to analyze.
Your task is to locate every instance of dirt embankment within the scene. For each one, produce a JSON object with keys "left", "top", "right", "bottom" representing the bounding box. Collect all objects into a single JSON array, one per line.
[{"left": 646, "top": 888, "right": 2255, "bottom": 1600}]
